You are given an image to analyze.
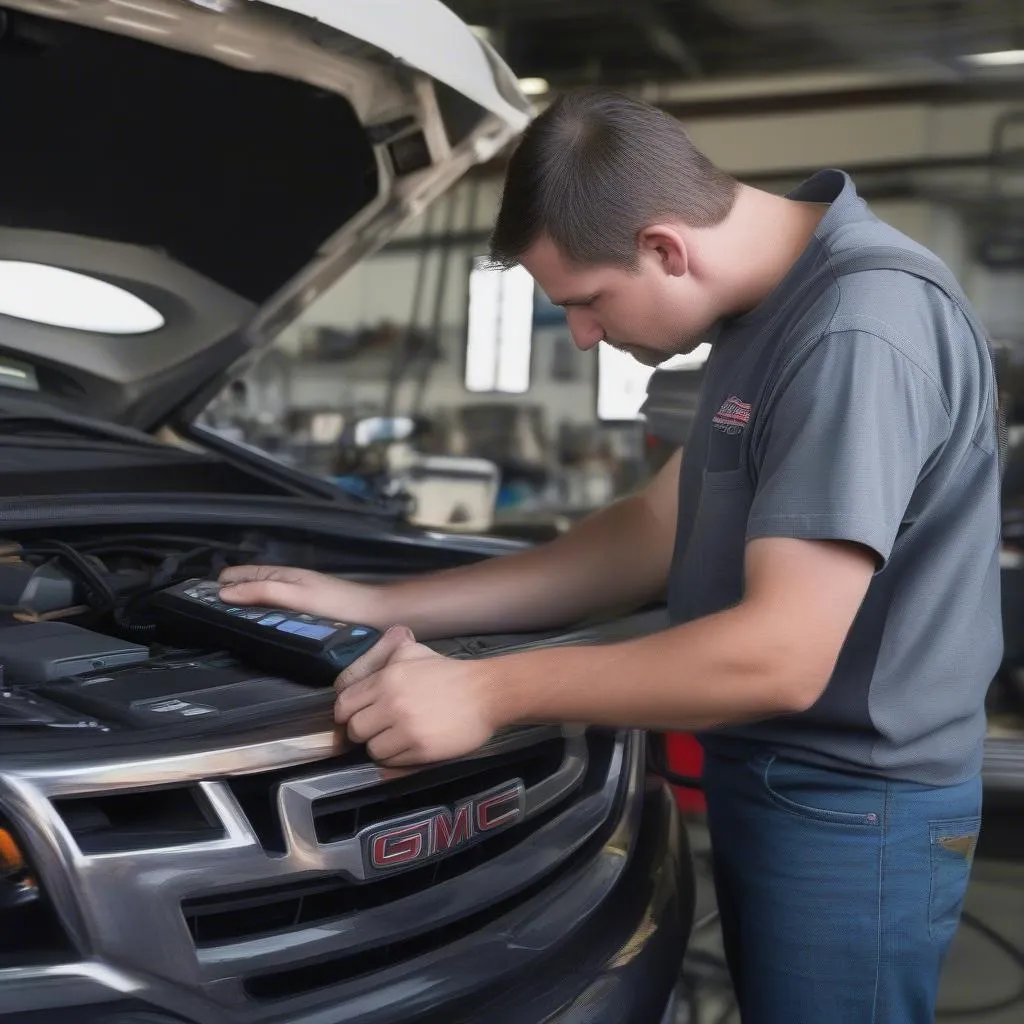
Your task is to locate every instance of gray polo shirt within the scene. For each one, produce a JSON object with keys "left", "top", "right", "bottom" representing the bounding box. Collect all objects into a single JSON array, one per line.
[{"left": 667, "top": 169, "right": 1002, "bottom": 786}]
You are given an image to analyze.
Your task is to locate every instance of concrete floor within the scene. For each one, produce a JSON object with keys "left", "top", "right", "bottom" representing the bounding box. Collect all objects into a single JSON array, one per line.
[{"left": 675, "top": 819, "right": 1024, "bottom": 1024}]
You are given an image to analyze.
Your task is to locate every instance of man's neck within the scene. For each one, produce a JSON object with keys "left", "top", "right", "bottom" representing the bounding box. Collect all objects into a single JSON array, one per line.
[{"left": 698, "top": 185, "right": 829, "bottom": 320}]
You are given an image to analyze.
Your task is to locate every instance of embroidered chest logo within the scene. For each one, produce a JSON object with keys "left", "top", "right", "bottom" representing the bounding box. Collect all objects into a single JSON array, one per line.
[{"left": 712, "top": 395, "right": 752, "bottom": 435}]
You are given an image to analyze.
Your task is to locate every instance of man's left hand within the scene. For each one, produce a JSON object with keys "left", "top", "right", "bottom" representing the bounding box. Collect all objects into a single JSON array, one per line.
[{"left": 334, "top": 626, "right": 501, "bottom": 767}]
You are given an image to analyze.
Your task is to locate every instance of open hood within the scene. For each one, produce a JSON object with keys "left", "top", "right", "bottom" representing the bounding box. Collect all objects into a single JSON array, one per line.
[{"left": 0, "top": 0, "right": 530, "bottom": 430}]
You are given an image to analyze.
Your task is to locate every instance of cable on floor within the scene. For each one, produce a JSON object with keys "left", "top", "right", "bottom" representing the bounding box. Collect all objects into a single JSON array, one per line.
[
  {"left": 936, "top": 909, "right": 1024, "bottom": 1018},
  {"left": 648, "top": 734, "right": 1024, "bottom": 1022}
]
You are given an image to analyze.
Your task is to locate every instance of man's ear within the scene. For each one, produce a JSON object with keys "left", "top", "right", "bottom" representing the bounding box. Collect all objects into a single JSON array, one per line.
[{"left": 637, "top": 224, "right": 688, "bottom": 277}]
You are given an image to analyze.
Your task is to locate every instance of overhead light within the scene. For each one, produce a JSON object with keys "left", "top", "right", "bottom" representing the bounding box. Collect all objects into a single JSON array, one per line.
[
  {"left": 0, "top": 261, "right": 166, "bottom": 335},
  {"left": 518, "top": 77, "right": 550, "bottom": 97},
  {"left": 963, "top": 49, "right": 1024, "bottom": 67}
]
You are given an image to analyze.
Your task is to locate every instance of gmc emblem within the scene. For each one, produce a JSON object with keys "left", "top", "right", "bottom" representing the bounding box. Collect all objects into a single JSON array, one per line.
[{"left": 360, "top": 779, "right": 526, "bottom": 875}]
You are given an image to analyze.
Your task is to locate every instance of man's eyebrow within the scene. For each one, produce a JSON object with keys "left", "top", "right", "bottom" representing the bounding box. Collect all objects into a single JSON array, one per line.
[{"left": 552, "top": 293, "right": 598, "bottom": 308}]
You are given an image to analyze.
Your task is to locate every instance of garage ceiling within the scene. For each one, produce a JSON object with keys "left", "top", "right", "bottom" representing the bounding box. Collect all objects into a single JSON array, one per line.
[{"left": 446, "top": 0, "right": 1024, "bottom": 91}]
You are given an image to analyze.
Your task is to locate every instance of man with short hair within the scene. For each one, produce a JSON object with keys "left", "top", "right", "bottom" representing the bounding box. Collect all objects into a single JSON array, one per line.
[{"left": 221, "top": 90, "right": 1002, "bottom": 1022}]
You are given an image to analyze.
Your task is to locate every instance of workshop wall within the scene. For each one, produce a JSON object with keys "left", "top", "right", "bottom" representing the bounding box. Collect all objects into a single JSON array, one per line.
[{"left": 274, "top": 93, "right": 1020, "bottom": 424}]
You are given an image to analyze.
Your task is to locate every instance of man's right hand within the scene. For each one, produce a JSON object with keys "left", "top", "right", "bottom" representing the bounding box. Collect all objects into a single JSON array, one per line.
[{"left": 218, "top": 566, "right": 388, "bottom": 626}]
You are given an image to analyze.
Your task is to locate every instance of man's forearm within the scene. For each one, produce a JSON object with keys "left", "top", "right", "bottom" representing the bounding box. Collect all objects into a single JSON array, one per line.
[
  {"left": 379, "top": 493, "right": 674, "bottom": 640},
  {"left": 480, "top": 602, "right": 826, "bottom": 733}
]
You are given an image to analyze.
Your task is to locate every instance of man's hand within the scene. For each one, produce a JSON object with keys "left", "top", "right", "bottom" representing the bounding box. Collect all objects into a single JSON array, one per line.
[
  {"left": 328, "top": 536, "right": 876, "bottom": 764},
  {"left": 218, "top": 565, "right": 387, "bottom": 626},
  {"left": 334, "top": 627, "right": 500, "bottom": 767}
]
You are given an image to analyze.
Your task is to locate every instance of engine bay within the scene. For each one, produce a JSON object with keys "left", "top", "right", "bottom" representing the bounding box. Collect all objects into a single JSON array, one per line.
[{"left": 0, "top": 530, "right": 338, "bottom": 742}]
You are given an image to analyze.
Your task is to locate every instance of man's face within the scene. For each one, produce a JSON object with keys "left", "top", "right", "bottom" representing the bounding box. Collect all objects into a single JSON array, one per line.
[{"left": 520, "top": 233, "right": 716, "bottom": 367}]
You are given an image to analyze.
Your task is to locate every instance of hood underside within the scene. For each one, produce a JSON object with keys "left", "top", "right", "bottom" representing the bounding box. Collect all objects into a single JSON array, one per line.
[{"left": 0, "top": 0, "right": 528, "bottom": 430}]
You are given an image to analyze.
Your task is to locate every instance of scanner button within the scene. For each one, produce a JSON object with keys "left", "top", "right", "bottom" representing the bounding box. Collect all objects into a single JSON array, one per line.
[
  {"left": 350, "top": 628, "right": 370, "bottom": 638},
  {"left": 288, "top": 622, "right": 336, "bottom": 640}
]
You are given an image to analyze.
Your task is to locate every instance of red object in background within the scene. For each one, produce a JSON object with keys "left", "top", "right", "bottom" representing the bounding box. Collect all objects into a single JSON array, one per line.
[{"left": 665, "top": 732, "right": 706, "bottom": 813}]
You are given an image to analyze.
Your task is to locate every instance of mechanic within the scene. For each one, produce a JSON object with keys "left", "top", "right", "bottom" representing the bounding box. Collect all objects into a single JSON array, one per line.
[{"left": 220, "top": 90, "right": 1003, "bottom": 1023}]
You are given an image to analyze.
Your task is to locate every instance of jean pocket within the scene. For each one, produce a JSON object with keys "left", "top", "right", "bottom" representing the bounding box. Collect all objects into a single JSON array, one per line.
[
  {"left": 756, "top": 754, "right": 883, "bottom": 827},
  {"left": 929, "top": 816, "right": 981, "bottom": 941}
]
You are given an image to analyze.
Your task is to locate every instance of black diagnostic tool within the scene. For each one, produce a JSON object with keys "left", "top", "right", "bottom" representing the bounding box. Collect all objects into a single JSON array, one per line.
[{"left": 151, "top": 579, "right": 382, "bottom": 686}]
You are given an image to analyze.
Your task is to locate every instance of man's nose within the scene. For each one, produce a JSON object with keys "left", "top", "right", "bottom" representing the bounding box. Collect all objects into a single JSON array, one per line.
[{"left": 567, "top": 311, "right": 603, "bottom": 352}]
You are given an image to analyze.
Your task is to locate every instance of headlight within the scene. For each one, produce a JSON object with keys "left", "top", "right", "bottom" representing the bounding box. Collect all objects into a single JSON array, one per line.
[
  {"left": 0, "top": 823, "right": 39, "bottom": 907},
  {"left": 0, "top": 815, "right": 75, "bottom": 965}
]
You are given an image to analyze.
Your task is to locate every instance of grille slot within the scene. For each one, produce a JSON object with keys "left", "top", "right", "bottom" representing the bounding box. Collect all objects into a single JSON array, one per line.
[
  {"left": 226, "top": 752, "right": 363, "bottom": 854},
  {"left": 242, "top": 835, "right": 602, "bottom": 1002},
  {"left": 53, "top": 785, "right": 223, "bottom": 854},
  {"left": 185, "top": 800, "right": 565, "bottom": 947},
  {"left": 182, "top": 733, "right": 615, "bottom": 950}
]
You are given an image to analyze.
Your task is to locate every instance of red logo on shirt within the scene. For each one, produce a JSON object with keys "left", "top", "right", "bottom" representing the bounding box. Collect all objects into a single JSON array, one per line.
[{"left": 712, "top": 396, "right": 752, "bottom": 434}]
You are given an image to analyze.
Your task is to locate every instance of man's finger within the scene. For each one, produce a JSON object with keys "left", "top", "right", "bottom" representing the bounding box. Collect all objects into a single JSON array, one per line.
[
  {"left": 375, "top": 746, "right": 427, "bottom": 769},
  {"left": 218, "top": 565, "right": 297, "bottom": 586},
  {"left": 367, "top": 729, "right": 414, "bottom": 765},
  {"left": 333, "top": 680, "right": 377, "bottom": 724},
  {"left": 345, "top": 703, "right": 392, "bottom": 745},
  {"left": 336, "top": 626, "right": 415, "bottom": 690},
  {"left": 217, "top": 579, "right": 303, "bottom": 609}
]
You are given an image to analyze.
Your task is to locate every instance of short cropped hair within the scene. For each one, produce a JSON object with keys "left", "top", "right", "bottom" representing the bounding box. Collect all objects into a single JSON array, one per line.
[{"left": 489, "top": 89, "right": 739, "bottom": 270}]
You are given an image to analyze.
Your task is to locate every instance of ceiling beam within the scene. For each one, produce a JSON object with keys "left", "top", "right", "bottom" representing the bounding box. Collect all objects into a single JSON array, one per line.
[{"left": 630, "top": 1, "right": 702, "bottom": 78}]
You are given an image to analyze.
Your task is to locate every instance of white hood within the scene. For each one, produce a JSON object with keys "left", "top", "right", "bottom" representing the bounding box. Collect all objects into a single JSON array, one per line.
[
  {"left": 265, "top": 0, "right": 530, "bottom": 132},
  {"left": 0, "top": 0, "right": 529, "bottom": 429}
]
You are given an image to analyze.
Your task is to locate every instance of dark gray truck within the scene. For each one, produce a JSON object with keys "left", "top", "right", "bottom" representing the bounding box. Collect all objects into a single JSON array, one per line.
[{"left": 0, "top": 3, "right": 693, "bottom": 1022}]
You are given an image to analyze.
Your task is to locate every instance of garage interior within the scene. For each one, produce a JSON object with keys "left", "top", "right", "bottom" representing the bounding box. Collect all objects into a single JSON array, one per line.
[
  {"left": 185, "top": 1, "right": 1023, "bottom": 1021},
  {"left": 2, "top": 0, "right": 1007, "bottom": 1019},
  {"left": 188, "top": 4, "right": 1024, "bottom": 1019}
]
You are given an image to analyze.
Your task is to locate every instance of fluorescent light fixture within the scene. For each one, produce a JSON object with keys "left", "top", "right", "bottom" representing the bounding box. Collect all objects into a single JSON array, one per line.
[
  {"left": 465, "top": 259, "right": 534, "bottom": 394},
  {"left": 0, "top": 261, "right": 165, "bottom": 335},
  {"left": 518, "top": 77, "right": 550, "bottom": 96},
  {"left": 963, "top": 49, "right": 1024, "bottom": 67},
  {"left": 597, "top": 343, "right": 710, "bottom": 422}
]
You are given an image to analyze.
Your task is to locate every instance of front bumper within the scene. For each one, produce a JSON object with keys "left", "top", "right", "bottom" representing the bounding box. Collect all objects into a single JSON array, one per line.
[
  {"left": 465, "top": 779, "right": 692, "bottom": 1024},
  {"left": 1, "top": 779, "right": 692, "bottom": 1024}
]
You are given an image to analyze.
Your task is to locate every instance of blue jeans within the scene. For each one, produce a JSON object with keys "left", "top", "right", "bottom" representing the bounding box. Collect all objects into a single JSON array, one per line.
[{"left": 701, "top": 741, "right": 982, "bottom": 1024}]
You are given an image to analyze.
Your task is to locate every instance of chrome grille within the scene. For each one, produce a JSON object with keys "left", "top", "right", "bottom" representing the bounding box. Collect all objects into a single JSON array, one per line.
[
  {"left": 0, "top": 724, "right": 630, "bottom": 1011},
  {"left": 182, "top": 735, "right": 607, "bottom": 949}
]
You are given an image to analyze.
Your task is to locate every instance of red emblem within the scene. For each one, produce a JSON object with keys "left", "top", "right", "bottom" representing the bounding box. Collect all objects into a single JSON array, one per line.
[{"left": 362, "top": 780, "right": 526, "bottom": 875}]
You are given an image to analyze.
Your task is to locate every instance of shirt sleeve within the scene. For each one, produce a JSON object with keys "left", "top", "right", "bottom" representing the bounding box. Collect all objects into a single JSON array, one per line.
[{"left": 746, "top": 329, "right": 951, "bottom": 566}]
